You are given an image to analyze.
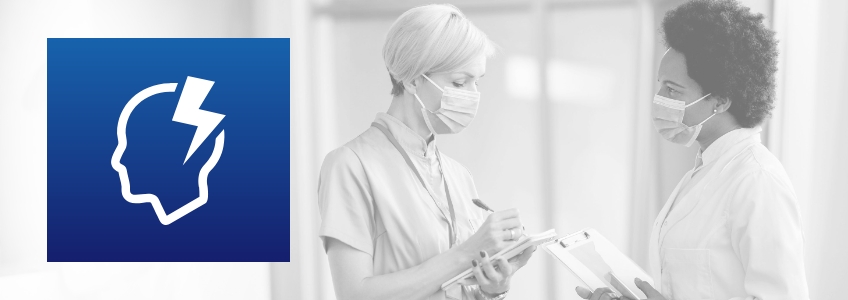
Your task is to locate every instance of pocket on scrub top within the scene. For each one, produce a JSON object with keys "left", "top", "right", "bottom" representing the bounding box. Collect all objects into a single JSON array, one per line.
[{"left": 661, "top": 248, "right": 714, "bottom": 300}]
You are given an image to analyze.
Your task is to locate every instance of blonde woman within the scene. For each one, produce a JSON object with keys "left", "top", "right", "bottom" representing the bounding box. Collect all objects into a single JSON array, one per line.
[{"left": 317, "top": 4, "right": 534, "bottom": 300}]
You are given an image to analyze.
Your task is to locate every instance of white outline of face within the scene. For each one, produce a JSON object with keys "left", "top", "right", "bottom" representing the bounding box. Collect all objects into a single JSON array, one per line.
[{"left": 111, "top": 82, "right": 225, "bottom": 225}]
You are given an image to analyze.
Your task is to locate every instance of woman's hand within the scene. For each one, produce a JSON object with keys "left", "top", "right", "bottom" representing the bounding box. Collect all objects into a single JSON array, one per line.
[
  {"left": 466, "top": 250, "right": 514, "bottom": 295},
  {"left": 574, "top": 278, "right": 666, "bottom": 300},
  {"left": 575, "top": 287, "right": 619, "bottom": 300},
  {"left": 631, "top": 278, "right": 666, "bottom": 300},
  {"left": 508, "top": 244, "right": 536, "bottom": 270},
  {"left": 455, "top": 208, "right": 535, "bottom": 296},
  {"left": 460, "top": 244, "right": 536, "bottom": 294},
  {"left": 457, "top": 208, "right": 524, "bottom": 256}
]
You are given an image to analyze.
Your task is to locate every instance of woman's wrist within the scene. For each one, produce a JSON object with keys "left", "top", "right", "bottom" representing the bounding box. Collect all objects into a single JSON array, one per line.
[
  {"left": 451, "top": 243, "right": 479, "bottom": 265},
  {"left": 480, "top": 285, "right": 509, "bottom": 298},
  {"left": 468, "top": 284, "right": 508, "bottom": 300}
]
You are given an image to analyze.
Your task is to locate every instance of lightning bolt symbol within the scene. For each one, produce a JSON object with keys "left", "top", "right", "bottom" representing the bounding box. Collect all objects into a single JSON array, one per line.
[{"left": 172, "top": 76, "right": 225, "bottom": 164}]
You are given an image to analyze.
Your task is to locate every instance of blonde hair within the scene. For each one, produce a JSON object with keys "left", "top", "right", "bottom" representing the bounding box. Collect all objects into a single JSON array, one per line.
[{"left": 382, "top": 4, "right": 496, "bottom": 96}]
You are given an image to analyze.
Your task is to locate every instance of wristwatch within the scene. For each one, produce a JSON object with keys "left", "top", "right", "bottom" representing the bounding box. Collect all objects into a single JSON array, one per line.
[{"left": 466, "top": 285, "right": 508, "bottom": 300}]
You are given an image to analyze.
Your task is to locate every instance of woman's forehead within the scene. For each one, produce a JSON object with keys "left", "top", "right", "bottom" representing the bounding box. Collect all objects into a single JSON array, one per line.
[
  {"left": 658, "top": 49, "right": 692, "bottom": 84},
  {"left": 450, "top": 55, "right": 487, "bottom": 77}
]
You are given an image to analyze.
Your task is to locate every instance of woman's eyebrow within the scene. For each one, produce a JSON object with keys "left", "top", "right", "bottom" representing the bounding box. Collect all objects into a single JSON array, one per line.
[
  {"left": 455, "top": 71, "right": 484, "bottom": 79},
  {"left": 661, "top": 79, "right": 686, "bottom": 89}
]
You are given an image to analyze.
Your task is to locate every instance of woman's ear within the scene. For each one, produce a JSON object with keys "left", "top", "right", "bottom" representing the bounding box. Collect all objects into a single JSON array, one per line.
[
  {"left": 715, "top": 96, "right": 732, "bottom": 113},
  {"left": 403, "top": 77, "right": 419, "bottom": 96}
]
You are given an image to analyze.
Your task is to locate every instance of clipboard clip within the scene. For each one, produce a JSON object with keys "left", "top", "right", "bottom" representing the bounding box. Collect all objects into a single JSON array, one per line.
[{"left": 558, "top": 231, "right": 591, "bottom": 249}]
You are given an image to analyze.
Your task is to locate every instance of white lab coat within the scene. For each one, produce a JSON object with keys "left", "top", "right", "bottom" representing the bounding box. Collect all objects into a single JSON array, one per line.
[{"left": 649, "top": 127, "right": 810, "bottom": 300}]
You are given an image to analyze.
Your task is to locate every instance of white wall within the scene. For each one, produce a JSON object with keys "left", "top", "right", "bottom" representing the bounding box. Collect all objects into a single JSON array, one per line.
[{"left": 771, "top": 0, "right": 848, "bottom": 298}]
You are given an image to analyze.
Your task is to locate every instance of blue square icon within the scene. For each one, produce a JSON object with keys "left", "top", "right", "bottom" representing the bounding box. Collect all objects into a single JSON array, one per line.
[{"left": 48, "top": 38, "right": 290, "bottom": 262}]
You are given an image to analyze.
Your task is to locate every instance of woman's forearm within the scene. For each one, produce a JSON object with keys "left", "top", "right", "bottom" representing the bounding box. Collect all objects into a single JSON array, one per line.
[
  {"left": 360, "top": 247, "right": 476, "bottom": 299},
  {"left": 327, "top": 239, "right": 478, "bottom": 300}
]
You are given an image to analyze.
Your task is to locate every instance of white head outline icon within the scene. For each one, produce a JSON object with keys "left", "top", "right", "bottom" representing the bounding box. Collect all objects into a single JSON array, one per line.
[{"left": 111, "top": 76, "right": 225, "bottom": 225}]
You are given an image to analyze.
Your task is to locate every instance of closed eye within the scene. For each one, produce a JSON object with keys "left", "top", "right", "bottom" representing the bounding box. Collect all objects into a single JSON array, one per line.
[{"left": 667, "top": 86, "right": 678, "bottom": 94}]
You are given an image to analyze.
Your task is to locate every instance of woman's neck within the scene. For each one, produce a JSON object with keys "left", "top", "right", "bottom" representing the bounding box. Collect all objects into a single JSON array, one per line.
[
  {"left": 387, "top": 94, "right": 434, "bottom": 142},
  {"left": 698, "top": 114, "right": 742, "bottom": 151}
]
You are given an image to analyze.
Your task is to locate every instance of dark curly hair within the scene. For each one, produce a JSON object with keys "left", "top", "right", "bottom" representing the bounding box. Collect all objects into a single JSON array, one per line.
[{"left": 662, "top": 0, "right": 778, "bottom": 128}]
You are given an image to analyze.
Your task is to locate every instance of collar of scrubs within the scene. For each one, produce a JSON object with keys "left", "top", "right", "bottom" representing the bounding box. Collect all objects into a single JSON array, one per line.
[
  {"left": 370, "top": 116, "right": 459, "bottom": 248},
  {"left": 698, "top": 126, "right": 763, "bottom": 167},
  {"left": 374, "top": 113, "right": 438, "bottom": 158}
]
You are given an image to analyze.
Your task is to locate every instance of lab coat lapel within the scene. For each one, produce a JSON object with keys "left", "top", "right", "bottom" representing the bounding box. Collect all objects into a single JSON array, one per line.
[
  {"left": 658, "top": 175, "right": 705, "bottom": 248},
  {"left": 658, "top": 135, "right": 760, "bottom": 249},
  {"left": 649, "top": 169, "right": 691, "bottom": 281}
]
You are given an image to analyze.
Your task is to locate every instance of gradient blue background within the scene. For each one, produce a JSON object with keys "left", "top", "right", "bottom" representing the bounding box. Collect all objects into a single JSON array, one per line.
[{"left": 48, "top": 38, "right": 290, "bottom": 262}]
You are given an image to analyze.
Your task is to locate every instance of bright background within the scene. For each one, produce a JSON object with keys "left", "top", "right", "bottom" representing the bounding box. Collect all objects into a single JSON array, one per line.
[{"left": 1, "top": 0, "right": 846, "bottom": 299}]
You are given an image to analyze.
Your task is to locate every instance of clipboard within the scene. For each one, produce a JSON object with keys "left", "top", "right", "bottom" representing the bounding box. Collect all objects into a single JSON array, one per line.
[
  {"left": 441, "top": 229, "right": 558, "bottom": 291},
  {"left": 544, "top": 228, "right": 654, "bottom": 300}
]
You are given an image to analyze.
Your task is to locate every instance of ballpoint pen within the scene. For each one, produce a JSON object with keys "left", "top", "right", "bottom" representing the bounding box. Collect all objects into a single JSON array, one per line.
[
  {"left": 472, "top": 198, "right": 525, "bottom": 238},
  {"left": 472, "top": 198, "right": 494, "bottom": 212}
]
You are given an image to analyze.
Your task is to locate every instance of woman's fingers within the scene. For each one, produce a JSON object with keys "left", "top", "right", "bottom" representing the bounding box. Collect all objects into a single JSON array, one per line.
[
  {"left": 487, "top": 208, "right": 520, "bottom": 223},
  {"left": 494, "top": 257, "right": 513, "bottom": 276},
  {"left": 471, "top": 260, "right": 490, "bottom": 286},
  {"left": 497, "top": 224, "right": 524, "bottom": 241},
  {"left": 591, "top": 287, "right": 616, "bottom": 300},
  {"left": 494, "top": 218, "right": 522, "bottom": 231},
  {"left": 478, "top": 252, "right": 503, "bottom": 282},
  {"left": 576, "top": 287, "right": 615, "bottom": 300},
  {"left": 510, "top": 245, "right": 536, "bottom": 268},
  {"left": 574, "top": 286, "right": 618, "bottom": 300},
  {"left": 634, "top": 278, "right": 663, "bottom": 299},
  {"left": 501, "top": 228, "right": 517, "bottom": 242},
  {"left": 575, "top": 286, "right": 593, "bottom": 299},
  {"left": 513, "top": 225, "right": 526, "bottom": 237}
]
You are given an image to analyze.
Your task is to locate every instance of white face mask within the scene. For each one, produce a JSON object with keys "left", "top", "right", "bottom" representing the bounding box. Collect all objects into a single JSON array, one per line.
[
  {"left": 413, "top": 74, "right": 480, "bottom": 135},
  {"left": 651, "top": 93, "right": 716, "bottom": 147}
]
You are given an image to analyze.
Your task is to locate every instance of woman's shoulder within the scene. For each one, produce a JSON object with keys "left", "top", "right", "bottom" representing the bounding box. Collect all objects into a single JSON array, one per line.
[
  {"left": 727, "top": 143, "right": 792, "bottom": 183},
  {"left": 323, "top": 127, "right": 388, "bottom": 161},
  {"left": 724, "top": 144, "right": 798, "bottom": 208},
  {"left": 320, "top": 128, "right": 385, "bottom": 172}
]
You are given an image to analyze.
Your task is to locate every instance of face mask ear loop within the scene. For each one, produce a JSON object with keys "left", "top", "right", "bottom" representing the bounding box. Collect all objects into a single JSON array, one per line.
[
  {"left": 697, "top": 108, "right": 718, "bottom": 126},
  {"left": 685, "top": 93, "right": 712, "bottom": 108},
  {"left": 421, "top": 74, "right": 445, "bottom": 93},
  {"left": 413, "top": 93, "right": 433, "bottom": 113},
  {"left": 413, "top": 93, "right": 437, "bottom": 135}
]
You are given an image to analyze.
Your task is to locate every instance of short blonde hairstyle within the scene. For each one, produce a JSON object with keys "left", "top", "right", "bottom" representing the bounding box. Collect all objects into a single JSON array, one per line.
[{"left": 383, "top": 4, "right": 496, "bottom": 96}]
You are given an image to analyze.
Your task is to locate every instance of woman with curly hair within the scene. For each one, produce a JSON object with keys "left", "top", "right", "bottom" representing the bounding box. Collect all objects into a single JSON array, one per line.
[{"left": 577, "top": 1, "right": 809, "bottom": 300}]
